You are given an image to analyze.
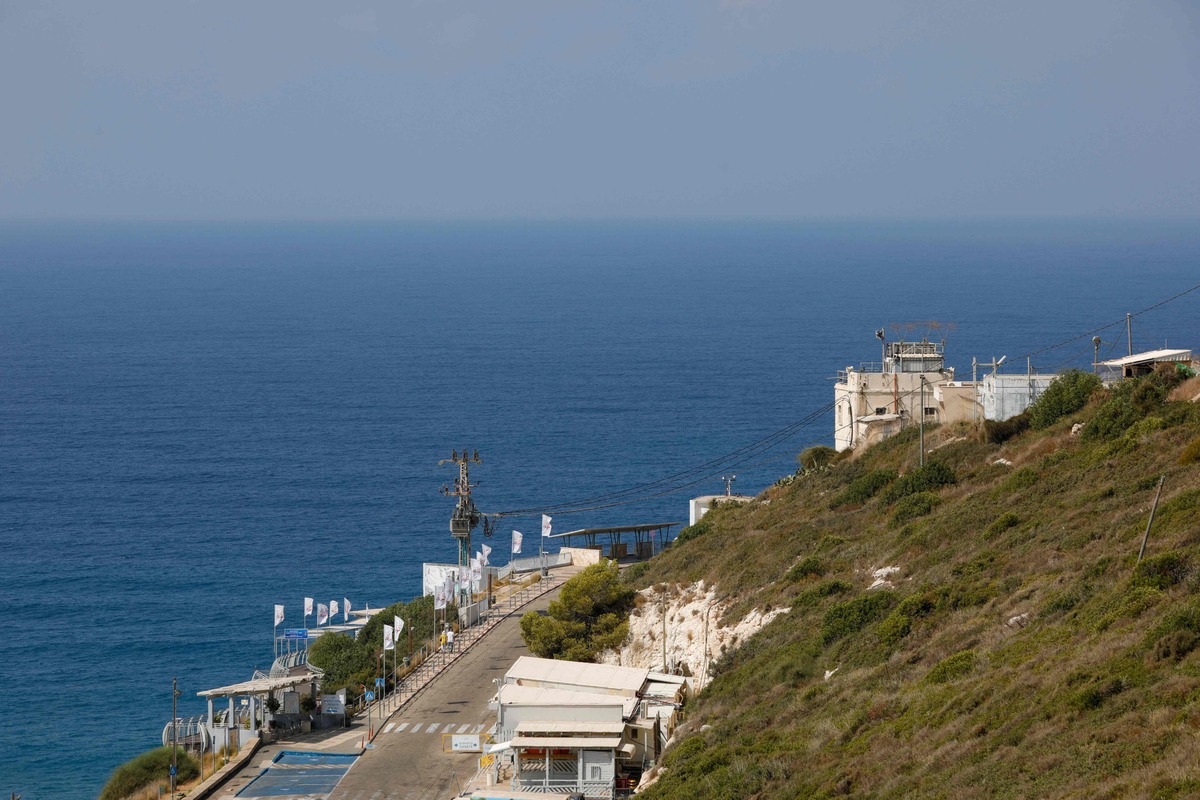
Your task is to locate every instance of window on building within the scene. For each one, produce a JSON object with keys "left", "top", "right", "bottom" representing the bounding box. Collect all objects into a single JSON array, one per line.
[
  {"left": 590, "top": 766, "right": 603, "bottom": 781},
  {"left": 924, "top": 407, "right": 937, "bottom": 417},
  {"left": 874, "top": 407, "right": 887, "bottom": 415}
]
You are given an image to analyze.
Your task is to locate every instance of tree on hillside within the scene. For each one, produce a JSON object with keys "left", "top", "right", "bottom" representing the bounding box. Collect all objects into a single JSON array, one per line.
[
  {"left": 520, "top": 560, "right": 636, "bottom": 662},
  {"left": 1028, "top": 369, "right": 1102, "bottom": 429}
]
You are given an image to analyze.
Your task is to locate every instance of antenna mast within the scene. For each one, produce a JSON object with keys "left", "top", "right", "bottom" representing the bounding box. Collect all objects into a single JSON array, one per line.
[{"left": 439, "top": 449, "right": 482, "bottom": 606}]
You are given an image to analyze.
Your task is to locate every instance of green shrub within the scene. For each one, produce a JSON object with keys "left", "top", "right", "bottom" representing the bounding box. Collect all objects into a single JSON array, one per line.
[
  {"left": 881, "top": 461, "right": 956, "bottom": 504},
  {"left": 1002, "top": 466, "right": 1039, "bottom": 492},
  {"left": 675, "top": 517, "right": 711, "bottom": 545},
  {"left": 821, "top": 590, "right": 897, "bottom": 644},
  {"left": 890, "top": 492, "right": 940, "bottom": 527},
  {"left": 621, "top": 561, "right": 651, "bottom": 585},
  {"left": 983, "top": 411, "right": 1031, "bottom": 444},
  {"left": 1083, "top": 370, "right": 1183, "bottom": 442},
  {"left": 1028, "top": 369, "right": 1102, "bottom": 429},
  {"left": 896, "top": 591, "right": 938, "bottom": 619},
  {"left": 986, "top": 512, "right": 1021, "bottom": 537},
  {"left": 1132, "top": 552, "right": 1189, "bottom": 591},
  {"left": 877, "top": 612, "right": 912, "bottom": 646},
  {"left": 798, "top": 445, "right": 838, "bottom": 471},
  {"left": 786, "top": 556, "right": 825, "bottom": 581},
  {"left": 793, "top": 579, "right": 853, "bottom": 609},
  {"left": 1042, "top": 586, "right": 1088, "bottom": 617},
  {"left": 1150, "top": 629, "right": 1198, "bottom": 663},
  {"left": 1070, "top": 677, "right": 1126, "bottom": 711},
  {"left": 831, "top": 468, "right": 897, "bottom": 507},
  {"left": 927, "top": 650, "right": 977, "bottom": 684},
  {"left": 1179, "top": 437, "right": 1200, "bottom": 466},
  {"left": 100, "top": 747, "right": 198, "bottom": 800}
]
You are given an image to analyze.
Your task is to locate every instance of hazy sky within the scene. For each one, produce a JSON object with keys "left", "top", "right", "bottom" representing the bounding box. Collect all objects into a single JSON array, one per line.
[{"left": 2, "top": 1, "right": 1198, "bottom": 220}]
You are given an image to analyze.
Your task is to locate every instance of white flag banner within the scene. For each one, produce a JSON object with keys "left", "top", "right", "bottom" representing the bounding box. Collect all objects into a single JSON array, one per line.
[
  {"left": 512, "top": 530, "right": 523, "bottom": 554},
  {"left": 434, "top": 585, "right": 447, "bottom": 610},
  {"left": 317, "top": 603, "right": 329, "bottom": 626},
  {"left": 481, "top": 544, "right": 492, "bottom": 566},
  {"left": 274, "top": 604, "right": 285, "bottom": 627},
  {"left": 330, "top": 600, "right": 339, "bottom": 619},
  {"left": 304, "top": 597, "right": 314, "bottom": 617},
  {"left": 542, "top": 514, "right": 553, "bottom": 538},
  {"left": 383, "top": 624, "right": 394, "bottom": 650},
  {"left": 394, "top": 615, "right": 404, "bottom": 639},
  {"left": 344, "top": 598, "right": 351, "bottom": 622},
  {"left": 470, "top": 556, "right": 481, "bottom": 581},
  {"left": 443, "top": 574, "right": 455, "bottom": 604}
]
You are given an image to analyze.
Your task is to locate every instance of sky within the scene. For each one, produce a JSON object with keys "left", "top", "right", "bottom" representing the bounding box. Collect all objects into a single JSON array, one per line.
[{"left": 1, "top": 0, "right": 1198, "bottom": 220}]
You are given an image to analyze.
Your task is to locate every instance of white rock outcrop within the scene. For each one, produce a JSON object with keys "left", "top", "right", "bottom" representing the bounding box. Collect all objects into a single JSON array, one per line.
[{"left": 597, "top": 580, "right": 786, "bottom": 692}]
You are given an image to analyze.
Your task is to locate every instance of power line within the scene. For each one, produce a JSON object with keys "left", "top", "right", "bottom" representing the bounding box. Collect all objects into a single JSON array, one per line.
[
  {"left": 493, "top": 278, "right": 1200, "bottom": 519},
  {"left": 1020, "top": 279, "right": 1200, "bottom": 360},
  {"left": 493, "top": 401, "right": 836, "bottom": 517}
]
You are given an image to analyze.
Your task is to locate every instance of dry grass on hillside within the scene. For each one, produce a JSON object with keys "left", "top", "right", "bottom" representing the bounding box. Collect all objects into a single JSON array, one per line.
[{"left": 632, "top": 377, "right": 1200, "bottom": 800}]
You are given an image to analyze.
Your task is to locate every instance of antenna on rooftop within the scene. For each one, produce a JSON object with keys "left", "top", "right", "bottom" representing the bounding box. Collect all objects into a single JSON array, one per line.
[{"left": 721, "top": 475, "right": 736, "bottom": 497}]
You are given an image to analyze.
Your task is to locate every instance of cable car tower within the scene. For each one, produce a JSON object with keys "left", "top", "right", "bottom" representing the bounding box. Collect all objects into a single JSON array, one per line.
[{"left": 439, "top": 449, "right": 483, "bottom": 605}]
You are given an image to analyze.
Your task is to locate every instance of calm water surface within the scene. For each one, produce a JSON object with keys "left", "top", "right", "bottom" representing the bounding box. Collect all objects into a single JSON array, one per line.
[{"left": 1, "top": 220, "right": 1198, "bottom": 798}]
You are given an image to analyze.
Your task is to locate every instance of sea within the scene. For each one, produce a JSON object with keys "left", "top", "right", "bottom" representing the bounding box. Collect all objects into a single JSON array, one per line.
[{"left": 1, "top": 219, "right": 1198, "bottom": 798}]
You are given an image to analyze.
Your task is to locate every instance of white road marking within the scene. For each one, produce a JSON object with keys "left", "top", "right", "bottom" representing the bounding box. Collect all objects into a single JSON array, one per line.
[
  {"left": 457, "top": 724, "right": 471, "bottom": 734},
  {"left": 383, "top": 723, "right": 395, "bottom": 734},
  {"left": 394, "top": 722, "right": 409, "bottom": 733},
  {"left": 410, "top": 723, "right": 423, "bottom": 733},
  {"left": 473, "top": 724, "right": 485, "bottom": 733}
]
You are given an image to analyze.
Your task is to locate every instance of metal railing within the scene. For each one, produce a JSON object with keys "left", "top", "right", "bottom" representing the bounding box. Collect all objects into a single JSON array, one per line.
[{"left": 356, "top": 568, "right": 571, "bottom": 732}]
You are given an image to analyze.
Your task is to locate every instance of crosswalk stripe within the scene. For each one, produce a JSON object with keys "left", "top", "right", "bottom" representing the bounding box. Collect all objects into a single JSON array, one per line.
[
  {"left": 383, "top": 723, "right": 395, "bottom": 734},
  {"left": 410, "top": 723, "right": 423, "bottom": 733},
  {"left": 394, "top": 723, "right": 408, "bottom": 733},
  {"left": 473, "top": 724, "right": 485, "bottom": 733},
  {"left": 457, "top": 724, "right": 471, "bottom": 734}
]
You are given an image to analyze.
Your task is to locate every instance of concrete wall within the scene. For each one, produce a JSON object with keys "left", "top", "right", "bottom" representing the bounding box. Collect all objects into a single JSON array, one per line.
[
  {"left": 980, "top": 373, "right": 1056, "bottom": 421},
  {"left": 561, "top": 547, "right": 601, "bottom": 567}
]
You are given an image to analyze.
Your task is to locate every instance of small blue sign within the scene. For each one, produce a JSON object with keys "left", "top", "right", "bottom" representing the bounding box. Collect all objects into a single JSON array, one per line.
[
  {"left": 169, "top": 765, "right": 177, "bottom": 777},
  {"left": 364, "top": 691, "right": 375, "bottom": 701},
  {"left": 283, "top": 629, "right": 309, "bottom": 640},
  {"left": 375, "top": 677, "right": 385, "bottom": 687}
]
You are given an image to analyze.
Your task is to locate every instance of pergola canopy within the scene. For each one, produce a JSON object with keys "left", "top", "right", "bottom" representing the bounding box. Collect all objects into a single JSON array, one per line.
[{"left": 198, "top": 674, "right": 310, "bottom": 698}]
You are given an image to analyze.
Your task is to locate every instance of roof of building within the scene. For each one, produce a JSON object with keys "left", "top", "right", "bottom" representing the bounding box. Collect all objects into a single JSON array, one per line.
[
  {"left": 507, "top": 656, "right": 649, "bottom": 695},
  {"left": 197, "top": 674, "right": 311, "bottom": 698},
  {"left": 1100, "top": 348, "right": 1193, "bottom": 368},
  {"left": 515, "top": 720, "right": 625, "bottom": 735},
  {"left": 690, "top": 495, "right": 755, "bottom": 505},
  {"left": 514, "top": 736, "right": 622, "bottom": 750},
  {"left": 857, "top": 413, "right": 901, "bottom": 423},
  {"left": 550, "top": 522, "right": 681, "bottom": 539},
  {"left": 499, "top": 685, "right": 638, "bottom": 716}
]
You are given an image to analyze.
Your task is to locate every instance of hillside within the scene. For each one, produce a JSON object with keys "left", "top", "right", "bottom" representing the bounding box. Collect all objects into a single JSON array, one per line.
[{"left": 629, "top": 369, "right": 1200, "bottom": 799}]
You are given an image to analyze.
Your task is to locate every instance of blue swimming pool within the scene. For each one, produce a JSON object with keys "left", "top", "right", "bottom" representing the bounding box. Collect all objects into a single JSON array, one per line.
[{"left": 236, "top": 751, "right": 359, "bottom": 798}]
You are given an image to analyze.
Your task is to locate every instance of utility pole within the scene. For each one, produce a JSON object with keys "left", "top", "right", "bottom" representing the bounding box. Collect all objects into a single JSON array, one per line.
[
  {"left": 171, "top": 678, "right": 180, "bottom": 797},
  {"left": 918, "top": 376, "right": 925, "bottom": 467},
  {"left": 439, "top": 449, "right": 483, "bottom": 609},
  {"left": 1127, "top": 313, "right": 1133, "bottom": 356},
  {"left": 720, "top": 475, "right": 736, "bottom": 497},
  {"left": 971, "top": 355, "right": 1007, "bottom": 425},
  {"left": 1093, "top": 336, "right": 1102, "bottom": 374}
]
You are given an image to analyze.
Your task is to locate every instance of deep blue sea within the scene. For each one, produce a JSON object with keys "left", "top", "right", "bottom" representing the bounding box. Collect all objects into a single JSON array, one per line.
[{"left": 2, "top": 220, "right": 1198, "bottom": 798}]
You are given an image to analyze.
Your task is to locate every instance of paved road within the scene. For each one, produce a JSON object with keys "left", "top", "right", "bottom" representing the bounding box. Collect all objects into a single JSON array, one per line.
[{"left": 329, "top": 577, "right": 566, "bottom": 800}]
